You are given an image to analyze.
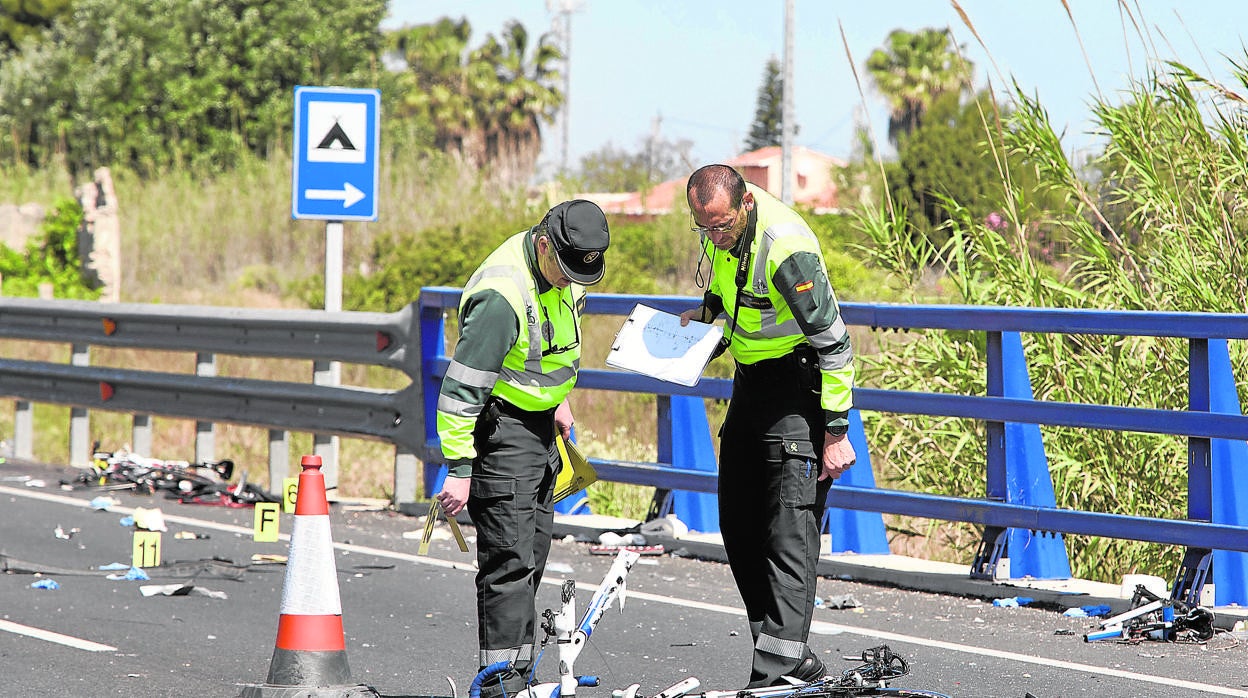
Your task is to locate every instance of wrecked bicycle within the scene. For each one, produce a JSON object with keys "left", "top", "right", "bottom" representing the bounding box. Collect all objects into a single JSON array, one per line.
[
  {"left": 61, "top": 446, "right": 278, "bottom": 506},
  {"left": 466, "top": 549, "right": 952, "bottom": 698}
]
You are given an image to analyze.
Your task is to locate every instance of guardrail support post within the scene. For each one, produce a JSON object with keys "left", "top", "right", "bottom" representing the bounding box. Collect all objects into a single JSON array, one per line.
[
  {"left": 419, "top": 302, "right": 447, "bottom": 503},
  {"left": 1175, "top": 338, "right": 1216, "bottom": 605},
  {"left": 646, "top": 396, "right": 675, "bottom": 522},
  {"left": 972, "top": 332, "right": 1008, "bottom": 580},
  {"left": 268, "top": 429, "right": 289, "bottom": 497},
  {"left": 393, "top": 448, "right": 419, "bottom": 511},
  {"left": 14, "top": 399, "right": 33, "bottom": 460},
  {"left": 971, "top": 332, "right": 1071, "bottom": 580},
  {"left": 663, "top": 395, "right": 719, "bottom": 533},
  {"left": 132, "top": 415, "right": 152, "bottom": 457},
  {"left": 1000, "top": 332, "right": 1070, "bottom": 579},
  {"left": 396, "top": 300, "right": 425, "bottom": 514},
  {"left": 1207, "top": 339, "right": 1247, "bottom": 605},
  {"left": 823, "top": 409, "right": 889, "bottom": 554},
  {"left": 313, "top": 359, "right": 340, "bottom": 493},
  {"left": 195, "top": 352, "right": 215, "bottom": 463},
  {"left": 69, "top": 343, "right": 90, "bottom": 467}
]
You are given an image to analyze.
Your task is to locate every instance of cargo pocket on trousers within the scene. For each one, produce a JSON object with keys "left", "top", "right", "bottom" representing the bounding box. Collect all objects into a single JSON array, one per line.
[
  {"left": 769, "top": 438, "right": 819, "bottom": 508},
  {"left": 471, "top": 474, "right": 518, "bottom": 548}
]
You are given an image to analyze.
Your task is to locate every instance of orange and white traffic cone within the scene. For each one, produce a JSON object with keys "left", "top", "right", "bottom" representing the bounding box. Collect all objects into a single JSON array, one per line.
[{"left": 240, "top": 455, "right": 376, "bottom": 697}]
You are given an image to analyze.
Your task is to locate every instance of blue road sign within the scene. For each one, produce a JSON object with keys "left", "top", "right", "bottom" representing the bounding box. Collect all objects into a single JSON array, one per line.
[{"left": 292, "top": 86, "right": 380, "bottom": 221}]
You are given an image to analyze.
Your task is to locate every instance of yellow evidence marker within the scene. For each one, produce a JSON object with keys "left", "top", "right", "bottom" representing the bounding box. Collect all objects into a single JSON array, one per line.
[
  {"left": 132, "top": 530, "right": 162, "bottom": 569},
  {"left": 418, "top": 498, "right": 468, "bottom": 555},
  {"left": 283, "top": 477, "right": 298, "bottom": 514},
  {"left": 554, "top": 435, "right": 597, "bottom": 503},
  {"left": 254, "top": 502, "right": 281, "bottom": 542}
]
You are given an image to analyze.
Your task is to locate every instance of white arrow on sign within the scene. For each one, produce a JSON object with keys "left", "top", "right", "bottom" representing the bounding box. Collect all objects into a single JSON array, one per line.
[{"left": 305, "top": 182, "right": 365, "bottom": 208}]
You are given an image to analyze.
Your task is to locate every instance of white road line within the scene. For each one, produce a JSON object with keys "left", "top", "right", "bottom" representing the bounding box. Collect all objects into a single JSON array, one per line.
[
  {"left": 0, "top": 619, "right": 116, "bottom": 652},
  {"left": 6, "top": 484, "right": 1246, "bottom": 696}
]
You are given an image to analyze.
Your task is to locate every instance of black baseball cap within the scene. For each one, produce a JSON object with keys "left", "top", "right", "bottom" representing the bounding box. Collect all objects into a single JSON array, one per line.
[{"left": 543, "top": 199, "right": 609, "bottom": 285}]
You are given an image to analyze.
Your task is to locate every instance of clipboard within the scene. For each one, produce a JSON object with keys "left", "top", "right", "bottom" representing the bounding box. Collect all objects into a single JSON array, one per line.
[
  {"left": 418, "top": 499, "right": 469, "bottom": 555},
  {"left": 554, "top": 435, "right": 597, "bottom": 503},
  {"left": 605, "top": 304, "right": 723, "bottom": 387}
]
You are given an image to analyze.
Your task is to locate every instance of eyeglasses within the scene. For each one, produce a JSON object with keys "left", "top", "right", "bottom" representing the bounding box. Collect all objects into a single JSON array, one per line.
[
  {"left": 690, "top": 206, "right": 741, "bottom": 235},
  {"left": 540, "top": 294, "right": 581, "bottom": 357}
]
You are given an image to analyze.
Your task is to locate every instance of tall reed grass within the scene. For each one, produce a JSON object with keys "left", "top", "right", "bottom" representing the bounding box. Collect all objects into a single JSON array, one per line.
[{"left": 852, "top": 7, "right": 1248, "bottom": 581}]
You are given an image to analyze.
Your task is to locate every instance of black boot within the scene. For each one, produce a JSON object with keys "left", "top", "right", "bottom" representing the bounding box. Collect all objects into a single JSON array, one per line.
[{"left": 785, "top": 651, "right": 827, "bottom": 683}]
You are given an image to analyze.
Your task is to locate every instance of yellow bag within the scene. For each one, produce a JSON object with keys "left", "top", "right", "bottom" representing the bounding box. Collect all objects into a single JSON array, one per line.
[{"left": 553, "top": 435, "right": 597, "bottom": 503}]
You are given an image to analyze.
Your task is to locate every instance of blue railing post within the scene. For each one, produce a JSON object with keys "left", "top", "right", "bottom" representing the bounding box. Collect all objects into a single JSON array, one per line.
[
  {"left": 972, "top": 331, "right": 1071, "bottom": 579},
  {"left": 823, "top": 409, "right": 890, "bottom": 554},
  {"left": 1174, "top": 338, "right": 1216, "bottom": 605},
  {"left": 1209, "top": 339, "right": 1248, "bottom": 605},
  {"left": 421, "top": 302, "right": 448, "bottom": 499},
  {"left": 1189, "top": 338, "right": 1214, "bottom": 522},
  {"left": 664, "top": 395, "right": 720, "bottom": 533},
  {"left": 1000, "top": 332, "right": 1071, "bottom": 579},
  {"left": 971, "top": 331, "right": 1011, "bottom": 579},
  {"left": 985, "top": 331, "right": 1007, "bottom": 502}
]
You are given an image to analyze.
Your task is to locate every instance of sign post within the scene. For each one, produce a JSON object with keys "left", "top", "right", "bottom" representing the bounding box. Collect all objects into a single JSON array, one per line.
[{"left": 292, "top": 86, "right": 381, "bottom": 490}]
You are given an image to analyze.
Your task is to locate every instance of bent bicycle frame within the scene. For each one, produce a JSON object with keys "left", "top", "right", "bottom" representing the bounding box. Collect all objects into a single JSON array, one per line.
[{"left": 467, "top": 550, "right": 950, "bottom": 698}]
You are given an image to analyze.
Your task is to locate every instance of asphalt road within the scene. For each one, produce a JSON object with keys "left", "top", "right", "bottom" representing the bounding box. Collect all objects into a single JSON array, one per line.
[{"left": 3, "top": 458, "right": 1248, "bottom": 698}]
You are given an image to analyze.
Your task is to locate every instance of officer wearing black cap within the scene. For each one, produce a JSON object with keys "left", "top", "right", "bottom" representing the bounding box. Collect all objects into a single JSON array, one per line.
[{"left": 434, "top": 199, "right": 609, "bottom": 698}]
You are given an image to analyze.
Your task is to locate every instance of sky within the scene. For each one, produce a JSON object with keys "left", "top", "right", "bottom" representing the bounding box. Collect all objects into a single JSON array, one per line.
[{"left": 382, "top": 1, "right": 1248, "bottom": 177}]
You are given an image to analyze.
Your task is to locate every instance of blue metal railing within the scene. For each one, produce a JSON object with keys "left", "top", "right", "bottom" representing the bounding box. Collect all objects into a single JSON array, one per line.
[{"left": 417, "top": 287, "right": 1248, "bottom": 603}]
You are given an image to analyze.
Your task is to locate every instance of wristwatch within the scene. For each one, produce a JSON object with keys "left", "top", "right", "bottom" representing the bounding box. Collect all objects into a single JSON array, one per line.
[{"left": 828, "top": 424, "right": 848, "bottom": 437}]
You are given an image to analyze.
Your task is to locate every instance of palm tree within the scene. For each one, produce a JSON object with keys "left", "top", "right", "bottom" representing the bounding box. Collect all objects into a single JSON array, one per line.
[
  {"left": 866, "top": 28, "right": 971, "bottom": 147},
  {"left": 388, "top": 18, "right": 479, "bottom": 157},
  {"left": 387, "top": 18, "right": 562, "bottom": 186},
  {"left": 471, "top": 21, "right": 563, "bottom": 185}
]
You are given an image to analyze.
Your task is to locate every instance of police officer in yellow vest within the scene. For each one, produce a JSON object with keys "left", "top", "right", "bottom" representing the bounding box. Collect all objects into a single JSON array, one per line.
[
  {"left": 435, "top": 200, "right": 609, "bottom": 698},
  {"left": 680, "top": 164, "right": 855, "bottom": 688}
]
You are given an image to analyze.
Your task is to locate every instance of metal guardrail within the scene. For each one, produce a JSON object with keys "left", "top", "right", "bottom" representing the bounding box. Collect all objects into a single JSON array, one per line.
[
  {"left": 0, "top": 297, "right": 421, "bottom": 372},
  {"left": 419, "top": 287, "right": 1248, "bottom": 604},
  {"left": 0, "top": 297, "right": 425, "bottom": 498}
]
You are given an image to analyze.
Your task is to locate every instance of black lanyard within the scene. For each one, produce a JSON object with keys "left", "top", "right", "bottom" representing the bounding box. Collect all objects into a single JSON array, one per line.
[{"left": 722, "top": 206, "right": 759, "bottom": 349}]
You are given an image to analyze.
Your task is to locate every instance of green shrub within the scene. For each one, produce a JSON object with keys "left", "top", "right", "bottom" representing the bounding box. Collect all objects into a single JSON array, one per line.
[{"left": 0, "top": 196, "right": 100, "bottom": 299}]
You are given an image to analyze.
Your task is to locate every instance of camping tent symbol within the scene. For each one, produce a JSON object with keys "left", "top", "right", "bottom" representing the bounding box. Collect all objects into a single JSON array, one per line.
[{"left": 317, "top": 121, "right": 356, "bottom": 152}]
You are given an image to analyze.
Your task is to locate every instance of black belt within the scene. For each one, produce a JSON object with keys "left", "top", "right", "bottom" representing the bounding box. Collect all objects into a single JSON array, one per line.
[
  {"left": 488, "top": 397, "right": 555, "bottom": 420},
  {"left": 736, "top": 344, "right": 818, "bottom": 378}
]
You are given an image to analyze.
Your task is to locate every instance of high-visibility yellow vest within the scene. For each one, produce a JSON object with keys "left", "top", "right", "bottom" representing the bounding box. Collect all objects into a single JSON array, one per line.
[
  {"left": 436, "top": 231, "right": 585, "bottom": 468},
  {"left": 706, "top": 185, "right": 820, "bottom": 362},
  {"left": 472, "top": 233, "right": 583, "bottom": 410},
  {"left": 704, "top": 184, "right": 853, "bottom": 412}
]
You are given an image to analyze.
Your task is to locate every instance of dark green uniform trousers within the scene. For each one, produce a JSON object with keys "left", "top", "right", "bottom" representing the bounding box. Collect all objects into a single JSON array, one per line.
[
  {"left": 467, "top": 398, "right": 559, "bottom": 692},
  {"left": 718, "top": 346, "right": 832, "bottom": 688}
]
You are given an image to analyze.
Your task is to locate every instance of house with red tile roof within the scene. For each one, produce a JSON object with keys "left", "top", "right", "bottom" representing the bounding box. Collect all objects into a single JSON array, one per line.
[{"left": 580, "top": 145, "right": 845, "bottom": 217}]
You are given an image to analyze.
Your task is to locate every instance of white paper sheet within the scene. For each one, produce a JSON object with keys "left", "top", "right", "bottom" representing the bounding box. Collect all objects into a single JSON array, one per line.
[{"left": 605, "top": 304, "right": 723, "bottom": 387}]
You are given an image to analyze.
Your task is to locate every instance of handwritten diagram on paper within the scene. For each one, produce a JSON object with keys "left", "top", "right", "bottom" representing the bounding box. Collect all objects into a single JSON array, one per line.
[{"left": 606, "top": 304, "right": 723, "bottom": 386}]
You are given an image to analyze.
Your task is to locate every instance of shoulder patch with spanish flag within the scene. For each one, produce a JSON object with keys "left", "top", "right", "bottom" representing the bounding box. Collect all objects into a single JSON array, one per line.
[{"left": 794, "top": 280, "right": 814, "bottom": 293}]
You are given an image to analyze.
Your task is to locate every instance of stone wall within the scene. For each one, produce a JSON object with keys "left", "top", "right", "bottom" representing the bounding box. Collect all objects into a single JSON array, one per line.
[
  {"left": 75, "top": 167, "right": 122, "bottom": 302},
  {"left": 0, "top": 202, "right": 45, "bottom": 250}
]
